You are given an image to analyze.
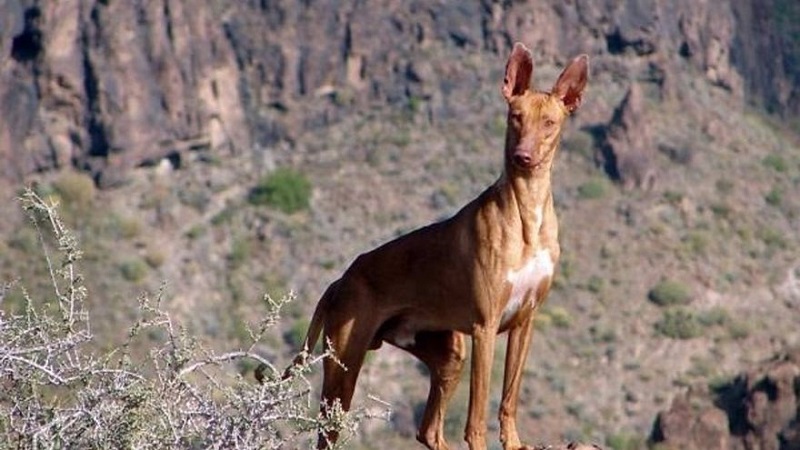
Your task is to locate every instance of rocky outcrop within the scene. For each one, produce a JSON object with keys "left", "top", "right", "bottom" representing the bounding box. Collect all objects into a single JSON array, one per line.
[
  {"left": 651, "top": 349, "right": 800, "bottom": 450},
  {"left": 598, "top": 83, "right": 656, "bottom": 190},
  {"left": 651, "top": 391, "right": 731, "bottom": 450},
  {"left": 0, "top": 0, "right": 797, "bottom": 186}
]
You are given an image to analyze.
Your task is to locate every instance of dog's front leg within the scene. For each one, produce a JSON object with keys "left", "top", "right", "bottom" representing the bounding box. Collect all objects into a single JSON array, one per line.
[
  {"left": 499, "top": 315, "right": 535, "bottom": 450},
  {"left": 464, "top": 324, "right": 496, "bottom": 450}
]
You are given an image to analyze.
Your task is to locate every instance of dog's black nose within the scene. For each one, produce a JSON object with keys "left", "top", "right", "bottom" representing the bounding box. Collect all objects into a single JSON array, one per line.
[{"left": 513, "top": 152, "right": 532, "bottom": 168}]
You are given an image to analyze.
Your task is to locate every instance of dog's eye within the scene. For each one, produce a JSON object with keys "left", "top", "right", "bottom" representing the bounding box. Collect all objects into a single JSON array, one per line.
[
  {"left": 510, "top": 111, "right": 523, "bottom": 123},
  {"left": 543, "top": 118, "right": 555, "bottom": 128}
]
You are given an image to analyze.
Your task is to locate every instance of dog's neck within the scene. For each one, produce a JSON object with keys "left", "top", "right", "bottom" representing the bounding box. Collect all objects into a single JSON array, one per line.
[{"left": 494, "top": 161, "right": 555, "bottom": 246}]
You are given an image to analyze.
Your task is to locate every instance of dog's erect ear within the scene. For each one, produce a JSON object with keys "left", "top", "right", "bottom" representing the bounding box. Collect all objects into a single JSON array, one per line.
[
  {"left": 552, "top": 54, "right": 589, "bottom": 114},
  {"left": 502, "top": 42, "right": 533, "bottom": 101}
]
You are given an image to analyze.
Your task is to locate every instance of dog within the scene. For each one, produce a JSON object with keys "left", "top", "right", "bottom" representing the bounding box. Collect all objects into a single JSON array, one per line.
[{"left": 294, "top": 42, "right": 588, "bottom": 450}]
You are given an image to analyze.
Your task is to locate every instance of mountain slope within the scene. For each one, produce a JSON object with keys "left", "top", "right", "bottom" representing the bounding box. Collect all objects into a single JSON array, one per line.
[{"left": 1, "top": 0, "right": 800, "bottom": 447}]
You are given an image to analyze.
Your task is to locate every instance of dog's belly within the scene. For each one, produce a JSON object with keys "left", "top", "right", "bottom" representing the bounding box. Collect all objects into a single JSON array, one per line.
[
  {"left": 383, "top": 322, "right": 418, "bottom": 348},
  {"left": 380, "top": 313, "right": 455, "bottom": 349},
  {"left": 500, "top": 249, "right": 554, "bottom": 327}
]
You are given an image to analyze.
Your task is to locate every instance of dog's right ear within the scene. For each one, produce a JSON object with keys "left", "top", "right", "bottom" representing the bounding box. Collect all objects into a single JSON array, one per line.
[{"left": 502, "top": 42, "right": 533, "bottom": 101}]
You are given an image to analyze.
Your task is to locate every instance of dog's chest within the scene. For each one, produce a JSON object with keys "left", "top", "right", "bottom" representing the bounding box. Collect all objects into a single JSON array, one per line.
[{"left": 500, "top": 249, "right": 554, "bottom": 327}]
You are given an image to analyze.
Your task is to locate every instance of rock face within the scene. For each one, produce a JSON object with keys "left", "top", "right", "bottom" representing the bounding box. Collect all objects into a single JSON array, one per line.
[
  {"left": 0, "top": 0, "right": 798, "bottom": 185},
  {"left": 0, "top": 0, "right": 249, "bottom": 186},
  {"left": 651, "top": 349, "right": 800, "bottom": 450}
]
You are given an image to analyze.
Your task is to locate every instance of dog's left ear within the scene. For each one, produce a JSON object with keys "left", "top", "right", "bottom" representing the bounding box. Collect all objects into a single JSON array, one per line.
[{"left": 552, "top": 54, "right": 589, "bottom": 114}]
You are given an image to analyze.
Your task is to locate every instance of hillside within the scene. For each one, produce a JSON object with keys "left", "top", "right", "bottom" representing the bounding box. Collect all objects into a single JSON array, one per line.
[{"left": 1, "top": 1, "right": 800, "bottom": 448}]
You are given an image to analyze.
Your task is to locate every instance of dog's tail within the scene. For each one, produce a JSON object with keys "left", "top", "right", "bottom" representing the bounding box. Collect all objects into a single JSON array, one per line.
[
  {"left": 279, "top": 279, "right": 340, "bottom": 380},
  {"left": 301, "top": 279, "right": 339, "bottom": 358}
]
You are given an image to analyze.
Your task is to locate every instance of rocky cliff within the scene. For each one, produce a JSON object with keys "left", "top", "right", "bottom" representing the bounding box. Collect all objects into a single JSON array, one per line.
[{"left": 1, "top": 0, "right": 798, "bottom": 186}]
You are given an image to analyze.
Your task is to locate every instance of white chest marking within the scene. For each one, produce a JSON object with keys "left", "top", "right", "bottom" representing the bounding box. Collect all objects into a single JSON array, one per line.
[{"left": 501, "top": 249, "right": 554, "bottom": 326}]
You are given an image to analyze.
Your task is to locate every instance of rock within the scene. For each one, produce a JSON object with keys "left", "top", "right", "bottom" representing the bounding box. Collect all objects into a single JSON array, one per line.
[
  {"left": 651, "top": 349, "right": 800, "bottom": 450},
  {"left": 651, "top": 391, "right": 730, "bottom": 450},
  {"left": 535, "top": 443, "right": 603, "bottom": 450},
  {"left": 599, "top": 83, "right": 656, "bottom": 190}
]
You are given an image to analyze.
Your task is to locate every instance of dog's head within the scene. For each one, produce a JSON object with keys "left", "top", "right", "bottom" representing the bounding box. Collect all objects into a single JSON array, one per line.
[{"left": 502, "top": 43, "right": 589, "bottom": 174}]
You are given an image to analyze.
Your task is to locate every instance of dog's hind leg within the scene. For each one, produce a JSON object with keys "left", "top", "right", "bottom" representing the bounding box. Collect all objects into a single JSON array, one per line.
[
  {"left": 402, "top": 330, "right": 466, "bottom": 450},
  {"left": 317, "top": 294, "right": 381, "bottom": 448}
]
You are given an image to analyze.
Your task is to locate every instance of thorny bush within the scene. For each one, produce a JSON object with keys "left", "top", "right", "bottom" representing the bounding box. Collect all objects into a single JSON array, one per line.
[{"left": 0, "top": 189, "right": 388, "bottom": 449}]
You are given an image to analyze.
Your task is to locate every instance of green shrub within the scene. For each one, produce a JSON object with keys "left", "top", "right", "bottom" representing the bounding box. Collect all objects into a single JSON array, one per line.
[
  {"left": 248, "top": 168, "right": 312, "bottom": 214},
  {"left": 715, "top": 178, "right": 734, "bottom": 195},
  {"left": 285, "top": 318, "right": 311, "bottom": 349},
  {"left": 52, "top": 170, "right": 96, "bottom": 209},
  {"left": 697, "top": 307, "right": 730, "bottom": 327},
  {"left": 210, "top": 206, "right": 236, "bottom": 226},
  {"left": 562, "top": 130, "right": 595, "bottom": 160},
  {"left": 185, "top": 224, "right": 206, "bottom": 240},
  {"left": 758, "top": 227, "right": 786, "bottom": 250},
  {"left": 144, "top": 248, "right": 166, "bottom": 268},
  {"left": 606, "top": 433, "right": 645, "bottom": 450},
  {"left": 577, "top": 178, "right": 607, "bottom": 200},
  {"left": 119, "top": 258, "right": 148, "bottom": 283},
  {"left": 590, "top": 325, "right": 618, "bottom": 344},
  {"left": 655, "top": 308, "right": 702, "bottom": 339},
  {"left": 726, "top": 320, "right": 751, "bottom": 340},
  {"left": 684, "top": 231, "right": 709, "bottom": 256},
  {"left": 228, "top": 237, "right": 251, "bottom": 269},
  {"left": 586, "top": 276, "right": 604, "bottom": 293},
  {"left": 710, "top": 202, "right": 732, "bottom": 220},
  {"left": 762, "top": 154, "right": 787, "bottom": 172},
  {"left": 662, "top": 190, "right": 683, "bottom": 203},
  {"left": 8, "top": 228, "right": 38, "bottom": 253},
  {"left": 765, "top": 187, "right": 783, "bottom": 207},
  {"left": 536, "top": 306, "right": 573, "bottom": 329},
  {"left": 648, "top": 279, "right": 692, "bottom": 306},
  {"left": 547, "top": 306, "right": 572, "bottom": 328},
  {"left": 106, "top": 214, "right": 142, "bottom": 240}
]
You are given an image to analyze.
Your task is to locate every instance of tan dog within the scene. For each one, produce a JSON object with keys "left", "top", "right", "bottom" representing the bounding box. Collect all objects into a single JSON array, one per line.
[{"left": 296, "top": 43, "right": 588, "bottom": 450}]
